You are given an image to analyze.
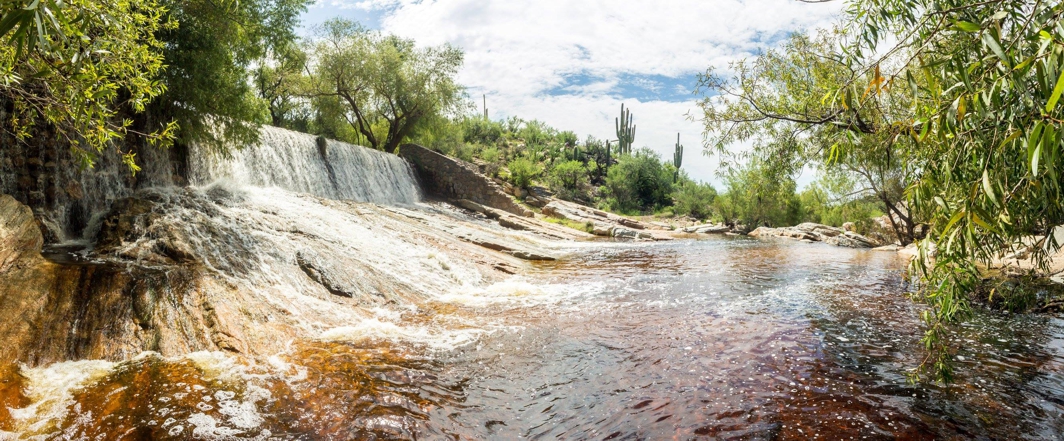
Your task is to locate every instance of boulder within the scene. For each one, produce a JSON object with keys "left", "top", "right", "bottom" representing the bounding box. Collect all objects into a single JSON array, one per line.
[
  {"left": 524, "top": 195, "right": 550, "bottom": 208},
  {"left": 748, "top": 223, "right": 878, "bottom": 248},
  {"left": 0, "top": 194, "right": 43, "bottom": 273},
  {"left": 498, "top": 216, "right": 530, "bottom": 231},
  {"left": 510, "top": 251, "right": 555, "bottom": 261},
  {"left": 297, "top": 251, "right": 358, "bottom": 298},
  {"left": 695, "top": 225, "right": 730, "bottom": 234},
  {"left": 794, "top": 222, "right": 844, "bottom": 237},
  {"left": 591, "top": 224, "right": 614, "bottom": 236},
  {"left": 682, "top": 224, "right": 711, "bottom": 233},
  {"left": 823, "top": 231, "right": 879, "bottom": 248},
  {"left": 897, "top": 243, "right": 920, "bottom": 260}
]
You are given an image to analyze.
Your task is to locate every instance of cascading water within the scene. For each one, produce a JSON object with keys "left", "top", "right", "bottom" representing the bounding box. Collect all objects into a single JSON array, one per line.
[
  {"left": 187, "top": 126, "right": 420, "bottom": 205},
  {"left": 0, "top": 132, "right": 173, "bottom": 243}
]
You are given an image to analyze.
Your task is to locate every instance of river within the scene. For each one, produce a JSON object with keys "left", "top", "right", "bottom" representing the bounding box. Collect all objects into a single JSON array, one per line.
[{"left": 3, "top": 236, "right": 1062, "bottom": 440}]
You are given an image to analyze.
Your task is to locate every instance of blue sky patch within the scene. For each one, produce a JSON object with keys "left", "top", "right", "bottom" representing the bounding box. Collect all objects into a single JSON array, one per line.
[{"left": 543, "top": 72, "right": 696, "bottom": 102}]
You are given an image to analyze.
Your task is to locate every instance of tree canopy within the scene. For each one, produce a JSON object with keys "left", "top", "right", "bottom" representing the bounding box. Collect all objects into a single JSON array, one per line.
[
  {"left": 152, "top": 0, "right": 311, "bottom": 152},
  {"left": 303, "top": 18, "right": 465, "bottom": 153},
  {"left": 696, "top": 29, "right": 919, "bottom": 243}
]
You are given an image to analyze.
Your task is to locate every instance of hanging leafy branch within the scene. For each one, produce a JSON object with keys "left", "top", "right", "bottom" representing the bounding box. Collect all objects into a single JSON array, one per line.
[
  {"left": 842, "top": 0, "right": 1064, "bottom": 382},
  {"left": 0, "top": 0, "right": 178, "bottom": 172}
]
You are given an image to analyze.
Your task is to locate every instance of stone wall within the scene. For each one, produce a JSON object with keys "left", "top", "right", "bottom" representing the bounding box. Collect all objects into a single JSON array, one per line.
[
  {"left": 399, "top": 143, "right": 531, "bottom": 217},
  {"left": 0, "top": 125, "right": 176, "bottom": 242}
]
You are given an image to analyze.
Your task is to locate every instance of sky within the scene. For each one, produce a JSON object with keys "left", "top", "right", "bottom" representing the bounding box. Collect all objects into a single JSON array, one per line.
[{"left": 301, "top": 0, "right": 843, "bottom": 186}]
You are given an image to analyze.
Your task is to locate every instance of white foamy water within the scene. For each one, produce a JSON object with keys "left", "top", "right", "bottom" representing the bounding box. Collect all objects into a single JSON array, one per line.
[
  {"left": 319, "top": 317, "right": 486, "bottom": 351},
  {"left": 436, "top": 278, "right": 612, "bottom": 308},
  {"left": 5, "top": 360, "right": 117, "bottom": 437},
  {"left": 188, "top": 126, "right": 420, "bottom": 205}
]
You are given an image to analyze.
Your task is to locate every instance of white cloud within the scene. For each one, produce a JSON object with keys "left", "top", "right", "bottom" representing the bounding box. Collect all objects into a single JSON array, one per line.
[{"left": 312, "top": 0, "right": 842, "bottom": 183}]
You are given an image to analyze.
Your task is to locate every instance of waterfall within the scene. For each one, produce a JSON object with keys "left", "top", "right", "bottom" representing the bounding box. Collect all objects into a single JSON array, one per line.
[{"left": 188, "top": 126, "right": 421, "bottom": 205}]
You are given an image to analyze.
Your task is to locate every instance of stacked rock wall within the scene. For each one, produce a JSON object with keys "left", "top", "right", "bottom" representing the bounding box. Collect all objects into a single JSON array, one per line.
[{"left": 399, "top": 143, "right": 531, "bottom": 217}]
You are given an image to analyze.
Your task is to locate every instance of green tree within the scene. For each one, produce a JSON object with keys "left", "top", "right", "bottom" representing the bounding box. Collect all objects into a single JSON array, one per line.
[
  {"left": 254, "top": 42, "right": 310, "bottom": 131},
  {"left": 696, "top": 29, "right": 920, "bottom": 243},
  {"left": 673, "top": 179, "right": 717, "bottom": 220},
  {"left": 715, "top": 160, "right": 800, "bottom": 230},
  {"left": 0, "top": 0, "right": 176, "bottom": 171},
  {"left": 152, "top": 0, "right": 311, "bottom": 152},
  {"left": 304, "top": 19, "right": 465, "bottom": 153},
  {"left": 797, "top": 171, "right": 885, "bottom": 232}
]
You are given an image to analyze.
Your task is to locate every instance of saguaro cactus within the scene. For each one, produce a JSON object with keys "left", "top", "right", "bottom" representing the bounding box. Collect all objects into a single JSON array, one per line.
[
  {"left": 673, "top": 133, "right": 684, "bottom": 182},
  {"left": 615, "top": 103, "right": 635, "bottom": 155},
  {"left": 605, "top": 140, "right": 612, "bottom": 172}
]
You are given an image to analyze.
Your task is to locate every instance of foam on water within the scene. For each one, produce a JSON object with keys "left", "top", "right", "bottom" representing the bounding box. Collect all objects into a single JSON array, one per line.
[
  {"left": 437, "top": 278, "right": 611, "bottom": 308},
  {"left": 319, "top": 317, "right": 485, "bottom": 351},
  {"left": 6, "top": 360, "right": 116, "bottom": 436}
]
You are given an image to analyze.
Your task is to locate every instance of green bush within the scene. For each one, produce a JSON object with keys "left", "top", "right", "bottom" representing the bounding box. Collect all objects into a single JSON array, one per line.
[
  {"left": 547, "top": 160, "right": 588, "bottom": 200},
  {"left": 673, "top": 181, "right": 717, "bottom": 220},
  {"left": 461, "top": 117, "right": 504, "bottom": 146},
  {"left": 507, "top": 158, "right": 541, "bottom": 189},
  {"left": 604, "top": 149, "right": 675, "bottom": 213},
  {"left": 478, "top": 146, "right": 502, "bottom": 177},
  {"left": 714, "top": 160, "right": 800, "bottom": 229},
  {"left": 479, "top": 146, "right": 501, "bottom": 163}
]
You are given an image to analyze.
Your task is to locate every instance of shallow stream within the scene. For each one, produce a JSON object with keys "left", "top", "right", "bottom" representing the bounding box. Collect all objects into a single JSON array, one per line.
[{"left": 3, "top": 237, "right": 1063, "bottom": 440}]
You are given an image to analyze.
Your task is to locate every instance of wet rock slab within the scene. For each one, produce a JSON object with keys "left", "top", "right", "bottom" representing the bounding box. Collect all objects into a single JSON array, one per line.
[{"left": 541, "top": 200, "right": 672, "bottom": 241}]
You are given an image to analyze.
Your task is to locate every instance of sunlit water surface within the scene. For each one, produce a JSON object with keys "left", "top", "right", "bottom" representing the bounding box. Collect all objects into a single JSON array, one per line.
[{"left": 3, "top": 237, "right": 1063, "bottom": 440}]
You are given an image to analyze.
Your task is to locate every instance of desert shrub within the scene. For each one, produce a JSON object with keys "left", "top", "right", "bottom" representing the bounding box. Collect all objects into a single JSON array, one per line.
[
  {"left": 461, "top": 117, "right": 504, "bottom": 146},
  {"left": 604, "top": 149, "right": 675, "bottom": 213},
  {"left": 547, "top": 160, "right": 588, "bottom": 200},
  {"left": 479, "top": 146, "right": 502, "bottom": 176},
  {"left": 507, "top": 158, "right": 541, "bottom": 189},
  {"left": 673, "top": 181, "right": 717, "bottom": 220}
]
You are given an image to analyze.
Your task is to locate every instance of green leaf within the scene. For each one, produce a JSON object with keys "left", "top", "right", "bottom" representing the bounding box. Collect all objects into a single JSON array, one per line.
[
  {"left": 1035, "top": 124, "right": 1055, "bottom": 177},
  {"left": 1028, "top": 121, "right": 1044, "bottom": 165},
  {"left": 0, "top": 11, "right": 27, "bottom": 39},
  {"left": 1032, "top": 137, "right": 1043, "bottom": 177},
  {"left": 982, "top": 169, "right": 997, "bottom": 205},
  {"left": 998, "top": 130, "right": 1020, "bottom": 149},
  {"left": 954, "top": 21, "right": 980, "bottom": 32},
  {"left": 982, "top": 33, "right": 1011, "bottom": 67},
  {"left": 940, "top": 210, "right": 966, "bottom": 240},
  {"left": 1039, "top": 30, "right": 1053, "bottom": 55},
  {"left": 971, "top": 211, "right": 996, "bottom": 234},
  {"left": 1046, "top": 67, "right": 1064, "bottom": 114}
]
